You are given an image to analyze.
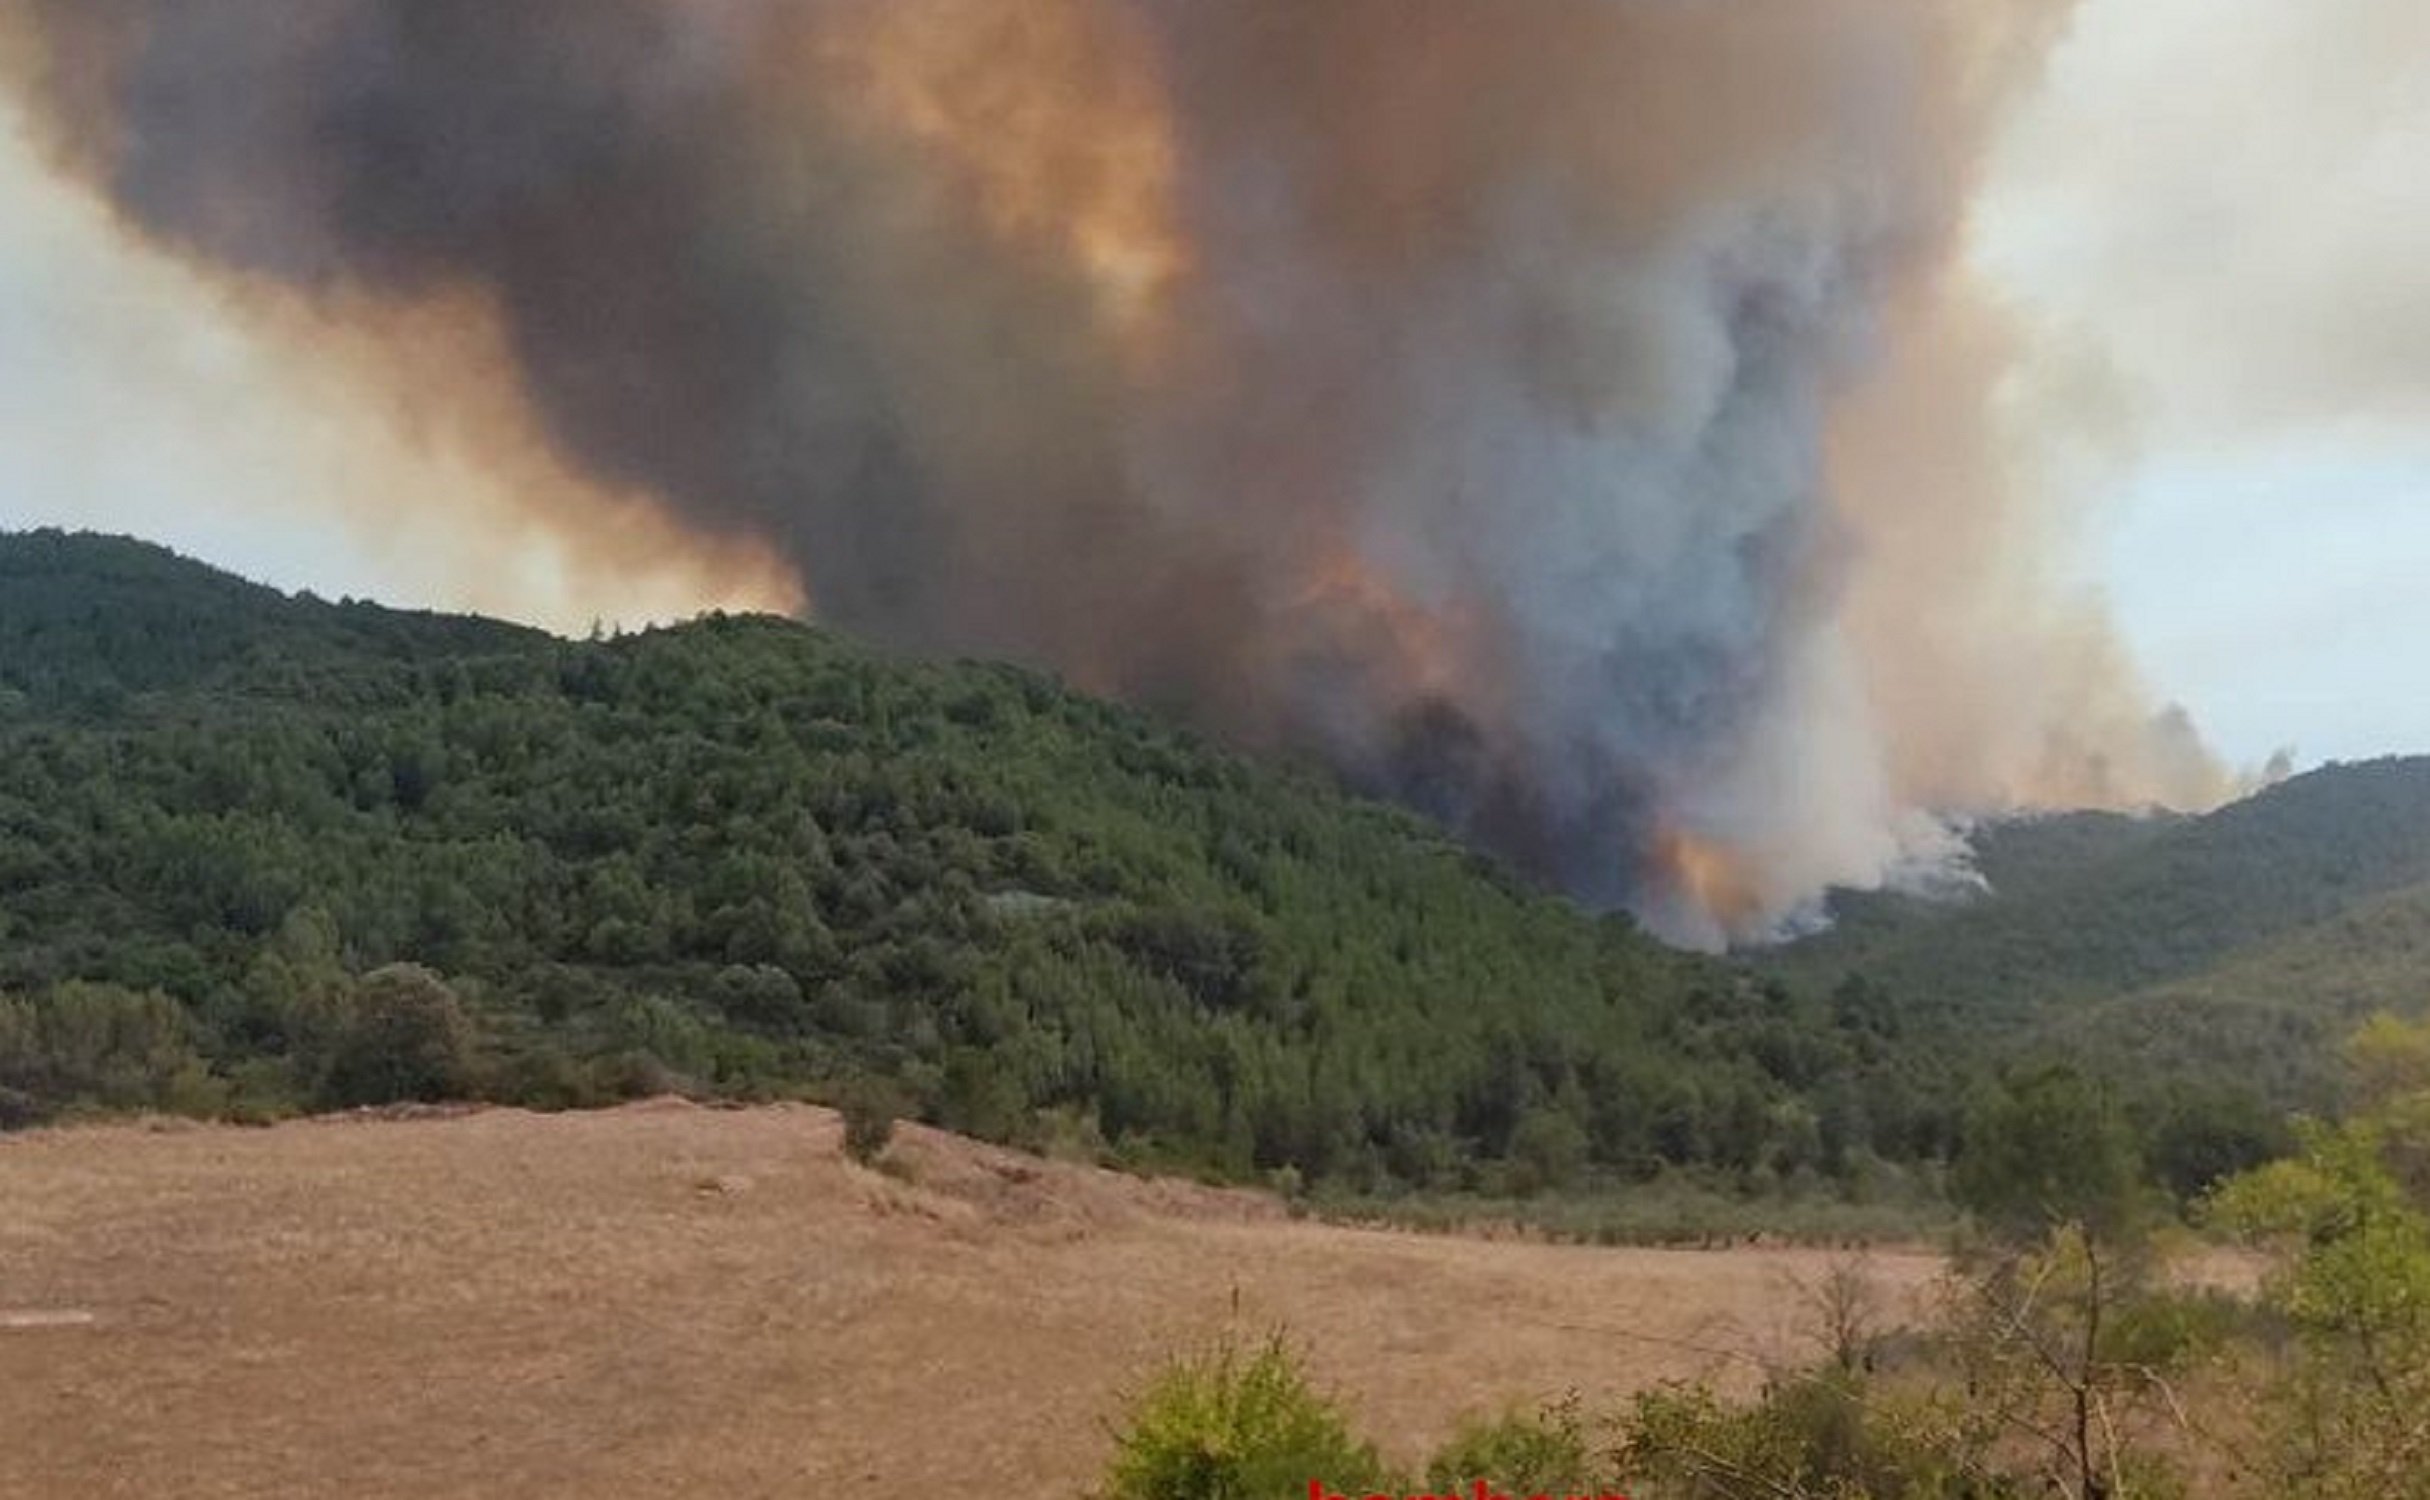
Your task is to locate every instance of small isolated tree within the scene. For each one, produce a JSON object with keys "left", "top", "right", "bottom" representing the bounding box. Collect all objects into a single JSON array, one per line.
[
  {"left": 835, "top": 1078, "right": 901, "bottom": 1166},
  {"left": 1100, "top": 1333, "right": 1389, "bottom": 1500},
  {"left": 1794, "top": 1255, "right": 1888, "bottom": 1376},
  {"left": 319, "top": 964, "right": 476, "bottom": 1108}
]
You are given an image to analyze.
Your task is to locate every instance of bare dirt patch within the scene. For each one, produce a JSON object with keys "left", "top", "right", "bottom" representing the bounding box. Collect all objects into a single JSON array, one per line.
[{"left": 0, "top": 1103, "right": 1941, "bottom": 1499}]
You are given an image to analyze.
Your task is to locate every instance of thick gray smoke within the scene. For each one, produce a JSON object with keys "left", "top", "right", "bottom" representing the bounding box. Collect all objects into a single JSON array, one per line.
[{"left": 0, "top": 0, "right": 2227, "bottom": 943}]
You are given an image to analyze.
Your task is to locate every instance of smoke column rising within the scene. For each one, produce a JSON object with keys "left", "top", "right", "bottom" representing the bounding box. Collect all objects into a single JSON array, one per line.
[{"left": 0, "top": 0, "right": 2232, "bottom": 944}]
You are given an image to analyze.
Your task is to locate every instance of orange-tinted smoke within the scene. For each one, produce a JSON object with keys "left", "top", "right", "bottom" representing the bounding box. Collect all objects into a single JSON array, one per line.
[
  {"left": 270, "top": 283, "right": 810, "bottom": 623},
  {"left": 0, "top": 0, "right": 2235, "bottom": 946},
  {"left": 817, "top": 0, "right": 1187, "bottom": 357}
]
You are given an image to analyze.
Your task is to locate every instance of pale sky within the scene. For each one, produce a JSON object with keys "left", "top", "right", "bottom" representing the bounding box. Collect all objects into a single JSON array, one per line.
[
  {"left": 1970, "top": 0, "right": 2430, "bottom": 770},
  {"left": 1, "top": 0, "right": 2425, "bottom": 773}
]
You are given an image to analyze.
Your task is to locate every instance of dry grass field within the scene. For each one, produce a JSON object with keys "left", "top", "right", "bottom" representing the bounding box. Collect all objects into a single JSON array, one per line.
[{"left": 0, "top": 1102, "right": 1942, "bottom": 1499}]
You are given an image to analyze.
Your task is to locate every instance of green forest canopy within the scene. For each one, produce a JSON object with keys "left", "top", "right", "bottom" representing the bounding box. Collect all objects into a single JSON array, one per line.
[{"left": 2, "top": 529, "right": 2416, "bottom": 1203}]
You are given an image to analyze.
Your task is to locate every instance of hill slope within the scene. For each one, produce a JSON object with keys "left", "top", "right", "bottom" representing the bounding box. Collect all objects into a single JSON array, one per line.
[
  {"left": 0, "top": 530, "right": 1923, "bottom": 1190},
  {"left": 1767, "top": 758, "right": 2430, "bottom": 1108}
]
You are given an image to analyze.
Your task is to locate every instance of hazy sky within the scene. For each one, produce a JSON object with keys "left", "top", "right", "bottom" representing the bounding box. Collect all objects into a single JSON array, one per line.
[
  {"left": 1971, "top": 0, "right": 2430, "bottom": 769},
  {"left": 1, "top": 0, "right": 2423, "bottom": 775}
]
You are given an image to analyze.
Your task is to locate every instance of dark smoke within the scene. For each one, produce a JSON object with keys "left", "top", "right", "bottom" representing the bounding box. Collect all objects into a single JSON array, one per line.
[{"left": 0, "top": 0, "right": 2226, "bottom": 943}]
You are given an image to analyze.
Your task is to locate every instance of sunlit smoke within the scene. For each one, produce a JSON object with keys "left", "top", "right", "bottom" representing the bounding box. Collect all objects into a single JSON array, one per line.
[{"left": 0, "top": 0, "right": 2235, "bottom": 945}]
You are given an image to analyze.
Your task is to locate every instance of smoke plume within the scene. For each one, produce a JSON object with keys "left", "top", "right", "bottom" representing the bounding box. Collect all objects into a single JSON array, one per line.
[{"left": 0, "top": 0, "right": 2232, "bottom": 945}]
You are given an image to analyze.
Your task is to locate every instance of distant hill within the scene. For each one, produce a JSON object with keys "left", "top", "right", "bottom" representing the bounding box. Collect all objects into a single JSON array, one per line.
[
  {"left": 1765, "top": 757, "right": 2430, "bottom": 1109},
  {"left": 0, "top": 529, "right": 1929, "bottom": 1195}
]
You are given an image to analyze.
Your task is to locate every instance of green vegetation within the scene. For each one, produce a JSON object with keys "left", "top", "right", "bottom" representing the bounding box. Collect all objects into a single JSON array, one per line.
[
  {"left": 8, "top": 528, "right": 2429, "bottom": 1227},
  {"left": 2206, "top": 1014, "right": 2430, "bottom": 1496},
  {"left": 1618, "top": 1373, "right": 2016, "bottom": 1500},
  {"left": 837, "top": 1078, "right": 903, "bottom": 1166},
  {"left": 0, "top": 530, "right": 1940, "bottom": 1198},
  {"left": 1950, "top": 1065, "right": 2148, "bottom": 1241},
  {"left": 317, "top": 963, "right": 479, "bottom": 1108},
  {"left": 1760, "top": 763, "right": 2430, "bottom": 1199},
  {"left": 0, "top": 979, "right": 220, "bottom": 1126},
  {"left": 1101, "top": 1336, "right": 1391, "bottom": 1500},
  {"left": 1424, "top": 1399, "right": 1600, "bottom": 1496},
  {"left": 1776, "top": 768, "right": 2430, "bottom": 1020}
]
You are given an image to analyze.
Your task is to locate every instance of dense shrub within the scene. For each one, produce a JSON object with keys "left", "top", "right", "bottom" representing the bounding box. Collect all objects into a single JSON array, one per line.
[
  {"left": 1620, "top": 1374, "right": 2010, "bottom": 1499},
  {"left": 1424, "top": 1398, "right": 1602, "bottom": 1496},
  {"left": 318, "top": 964, "right": 477, "bottom": 1108},
  {"left": 0, "top": 981, "right": 219, "bottom": 1121},
  {"left": 837, "top": 1079, "right": 903, "bottom": 1165},
  {"left": 1100, "top": 1335, "right": 1389, "bottom": 1500}
]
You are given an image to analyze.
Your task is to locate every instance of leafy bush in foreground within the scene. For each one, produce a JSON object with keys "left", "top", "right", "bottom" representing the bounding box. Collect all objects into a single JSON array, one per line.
[
  {"left": 1100, "top": 1335, "right": 1389, "bottom": 1500},
  {"left": 1424, "top": 1397, "right": 1601, "bottom": 1496}
]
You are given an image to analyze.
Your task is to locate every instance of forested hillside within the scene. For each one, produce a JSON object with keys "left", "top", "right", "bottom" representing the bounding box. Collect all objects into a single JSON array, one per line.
[
  {"left": 0, "top": 531, "right": 1940, "bottom": 1193},
  {"left": 1768, "top": 759, "right": 2430, "bottom": 1115}
]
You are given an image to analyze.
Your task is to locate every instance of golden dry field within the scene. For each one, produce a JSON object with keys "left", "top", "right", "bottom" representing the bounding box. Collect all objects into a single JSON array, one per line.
[{"left": 0, "top": 1103, "right": 1943, "bottom": 1499}]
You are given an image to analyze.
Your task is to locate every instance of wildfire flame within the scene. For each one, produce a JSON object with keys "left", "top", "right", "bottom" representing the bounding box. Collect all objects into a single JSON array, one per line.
[{"left": 1650, "top": 827, "right": 1770, "bottom": 944}]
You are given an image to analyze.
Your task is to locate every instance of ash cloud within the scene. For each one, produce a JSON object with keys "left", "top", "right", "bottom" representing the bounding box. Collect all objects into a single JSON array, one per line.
[{"left": 0, "top": 0, "right": 2228, "bottom": 944}]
